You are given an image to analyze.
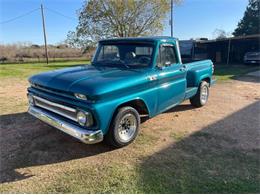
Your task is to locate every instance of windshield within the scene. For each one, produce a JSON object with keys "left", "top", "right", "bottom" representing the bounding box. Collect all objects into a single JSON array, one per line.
[{"left": 92, "top": 43, "right": 154, "bottom": 68}]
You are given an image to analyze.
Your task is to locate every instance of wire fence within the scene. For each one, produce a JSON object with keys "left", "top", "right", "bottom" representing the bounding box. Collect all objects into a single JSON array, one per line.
[{"left": 0, "top": 6, "right": 82, "bottom": 63}]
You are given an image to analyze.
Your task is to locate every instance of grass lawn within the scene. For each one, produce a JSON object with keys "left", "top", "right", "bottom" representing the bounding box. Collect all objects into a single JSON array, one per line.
[
  {"left": 0, "top": 60, "right": 89, "bottom": 79},
  {"left": 214, "top": 64, "right": 259, "bottom": 81}
]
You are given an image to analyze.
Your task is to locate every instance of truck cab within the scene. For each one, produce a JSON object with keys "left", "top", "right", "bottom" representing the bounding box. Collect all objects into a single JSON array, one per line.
[{"left": 28, "top": 36, "right": 215, "bottom": 147}]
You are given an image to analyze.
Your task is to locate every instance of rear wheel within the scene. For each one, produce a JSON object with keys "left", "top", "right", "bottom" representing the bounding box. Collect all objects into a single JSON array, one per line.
[
  {"left": 105, "top": 106, "right": 140, "bottom": 148},
  {"left": 190, "top": 81, "right": 209, "bottom": 107}
]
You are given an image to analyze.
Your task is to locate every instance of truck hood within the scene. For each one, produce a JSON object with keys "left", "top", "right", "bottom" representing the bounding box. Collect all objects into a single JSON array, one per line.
[{"left": 29, "top": 65, "right": 149, "bottom": 98}]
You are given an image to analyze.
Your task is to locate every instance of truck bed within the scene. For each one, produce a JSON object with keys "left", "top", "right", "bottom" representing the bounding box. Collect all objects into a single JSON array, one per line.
[{"left": 184, "top": 59, "right": 213, "bottom": 88}]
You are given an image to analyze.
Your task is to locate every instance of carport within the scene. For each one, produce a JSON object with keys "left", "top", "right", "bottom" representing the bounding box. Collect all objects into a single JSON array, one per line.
[{"left": 197, "top": 34, "right": 260, "bottom": 64}]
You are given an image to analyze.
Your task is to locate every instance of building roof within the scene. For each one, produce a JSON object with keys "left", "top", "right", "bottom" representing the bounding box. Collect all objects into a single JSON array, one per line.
[{"left": 196, "top": 34, "right": 260, "bottom": 43}]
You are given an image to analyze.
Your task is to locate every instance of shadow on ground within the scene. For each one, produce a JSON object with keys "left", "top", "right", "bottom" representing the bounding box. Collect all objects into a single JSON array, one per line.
[
  {"left": 232, "top": 75, "right": 260, "bottom": 83},
  {"left": 1, "top": 101, "right": 260, "bottom": 193},
  {"left": 0, "top": 112, "right": 113, "bottom": 183},
  {"left": 0, "top": 105, "right": 195, "bottom": 184},
  {"left": 138, "top": 101, "right": 260, "bottom": 193}
]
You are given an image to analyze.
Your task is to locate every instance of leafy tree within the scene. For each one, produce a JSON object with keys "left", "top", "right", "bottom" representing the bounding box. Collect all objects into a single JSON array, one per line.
[
  {"left": 67, "top": 0, "right": 180, "bottom": 48},
  {"left": 233, "top": 0, "right": 260, "bottom": 36}
]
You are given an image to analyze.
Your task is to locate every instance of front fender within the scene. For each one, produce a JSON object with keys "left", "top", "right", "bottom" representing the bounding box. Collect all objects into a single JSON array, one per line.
[{"left": 93, "top": 94, "right": 154, "bottom": 135}]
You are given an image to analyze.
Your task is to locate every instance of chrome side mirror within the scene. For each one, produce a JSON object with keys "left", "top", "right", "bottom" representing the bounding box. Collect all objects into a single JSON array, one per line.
[{"left": 156, "top": 65, "right": 165, "bottom": 70}]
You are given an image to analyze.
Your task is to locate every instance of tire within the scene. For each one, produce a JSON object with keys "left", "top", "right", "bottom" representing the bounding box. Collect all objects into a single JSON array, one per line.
[
  {"left": 190, "top": 81, "right": 209, "bottom": 107},
  {"left": 105, "top": 106, "right": 140, "bottom": 148}
]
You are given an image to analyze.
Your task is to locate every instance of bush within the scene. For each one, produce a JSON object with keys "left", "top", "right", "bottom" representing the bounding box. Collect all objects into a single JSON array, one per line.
[
  {"left": 0, "top": 43, "right": 89, "bottom": 63},
  {"left": 0, "top": 57, "right": 8, "bottom": 63}
]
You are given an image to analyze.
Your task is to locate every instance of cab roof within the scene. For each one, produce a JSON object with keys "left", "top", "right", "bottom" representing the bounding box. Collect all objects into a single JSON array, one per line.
[{"left": 99, "top": 36, "right": 178, "bottom": 44}]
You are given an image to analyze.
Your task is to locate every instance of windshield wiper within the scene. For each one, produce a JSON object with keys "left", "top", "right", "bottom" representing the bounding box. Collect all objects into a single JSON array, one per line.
[{"left": 113, "top": 60, "right": 129, "bottom": 69}]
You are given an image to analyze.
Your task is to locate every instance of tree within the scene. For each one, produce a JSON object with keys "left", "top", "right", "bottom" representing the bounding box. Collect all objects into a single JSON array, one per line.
[
  {"left": 233, "top": 0, "right": 260, "bottom": 36},
  {"left": 67, "top": 0, "right": 180, "bottom": 48},
  {"left": 212, "top": 28, "right": 231, "bottom": 39},
  {"left": 65, "top": 31, "right": 92, "bottom": 48}
]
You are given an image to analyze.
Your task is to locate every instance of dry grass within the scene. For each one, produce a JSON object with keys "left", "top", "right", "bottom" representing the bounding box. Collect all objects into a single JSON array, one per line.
[{"left": 0, "top": 44, "right": 93, "bottom": 63}]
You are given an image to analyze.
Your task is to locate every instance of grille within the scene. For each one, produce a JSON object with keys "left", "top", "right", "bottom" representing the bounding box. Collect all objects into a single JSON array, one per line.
[{"left": 33, "top": 96, "right": 77, "bottom": 122}]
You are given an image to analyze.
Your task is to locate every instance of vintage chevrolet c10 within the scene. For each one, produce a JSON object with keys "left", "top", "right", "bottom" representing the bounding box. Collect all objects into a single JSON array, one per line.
[{"left": 27, "top": 37, "right": 215, "bottom": 147}]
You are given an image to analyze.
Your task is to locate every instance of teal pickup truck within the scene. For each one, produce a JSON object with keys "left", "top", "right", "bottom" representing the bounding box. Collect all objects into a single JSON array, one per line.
[{"left": 28, "top": 37, "right": 215, "bottom": 147}]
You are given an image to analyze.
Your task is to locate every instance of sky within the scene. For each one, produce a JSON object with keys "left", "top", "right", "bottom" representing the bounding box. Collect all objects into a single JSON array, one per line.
[{"left": 0, "top": 0, "right": 248, "bottom": 45}]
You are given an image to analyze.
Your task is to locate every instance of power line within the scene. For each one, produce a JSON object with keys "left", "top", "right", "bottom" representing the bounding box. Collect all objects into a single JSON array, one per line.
[
  {"left": 44, "top": 7, "right": 77, "bottom": 21},
  {"left": 0, "top": 8, "right": 40, "bottom": 24},
  {"left": 0, "top": 6, "right": 77, "bottom": 25}
]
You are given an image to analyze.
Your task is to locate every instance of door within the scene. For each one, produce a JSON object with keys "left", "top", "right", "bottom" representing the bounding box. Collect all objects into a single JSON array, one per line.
[{"left": 155, "top": 43, "right": 186, "bottom": 113}]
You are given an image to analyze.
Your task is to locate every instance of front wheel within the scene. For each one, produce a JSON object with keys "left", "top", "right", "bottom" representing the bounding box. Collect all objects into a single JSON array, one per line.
[
  {"left": 105, "top": 106, "right": 140, "bottom": 148},
  {"left": 190, "top": 81, "right": 209, "bottom": 107}
]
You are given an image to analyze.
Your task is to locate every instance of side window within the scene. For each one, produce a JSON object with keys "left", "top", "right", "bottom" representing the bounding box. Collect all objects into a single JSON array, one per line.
[
  {"left": 157, "top": 45, "right": 178, "bottom": 67},
  {"left": 135, "top": 47, "right": 153, "bottom": 55}
]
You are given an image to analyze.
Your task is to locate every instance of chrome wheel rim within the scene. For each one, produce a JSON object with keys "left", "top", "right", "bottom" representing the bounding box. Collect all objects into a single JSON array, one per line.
[
  {"left": 118, "top": 113, "right": 137, "bottom": 142},
  {"left": 200, "top": 85, "right": 208, "bottom": 104}
]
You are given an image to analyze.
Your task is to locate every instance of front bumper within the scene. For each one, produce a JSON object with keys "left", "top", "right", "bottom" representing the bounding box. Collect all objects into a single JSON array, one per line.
[
  {"left": 28, "top": 106, "right": 103, "bottom": 144},
  {"left": 244, "top": 60, "right": 260, "bottom": 64}
]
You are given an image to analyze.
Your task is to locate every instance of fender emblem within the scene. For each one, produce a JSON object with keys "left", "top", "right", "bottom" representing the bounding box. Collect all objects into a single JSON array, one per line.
[{"left": 148, "top": 75, "right": 157, "bottom": 81}]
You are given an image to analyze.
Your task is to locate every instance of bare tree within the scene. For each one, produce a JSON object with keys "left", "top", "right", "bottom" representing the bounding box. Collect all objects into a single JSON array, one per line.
[{"left": 212, "top": 29, "right": 231, "bottom": 39}]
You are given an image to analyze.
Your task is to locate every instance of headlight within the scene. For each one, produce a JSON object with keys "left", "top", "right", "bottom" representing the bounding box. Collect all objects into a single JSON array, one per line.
[
  {"left": 76, "top": 110, "right": 94, "bottom": 127},
  {"left": 77, "top": 111, "right": 87, "bottom": 126},
  {"left": 74, "top": 93, "right": 87, "bottom": 100}
]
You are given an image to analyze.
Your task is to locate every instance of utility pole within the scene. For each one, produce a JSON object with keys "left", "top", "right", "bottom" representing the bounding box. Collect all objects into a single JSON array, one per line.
[
  {"left": 170, "top": 0, "right": 173, "bottom": 37},
  {"left": 41, "top": 4, "right": 48, "bottom": 64}
]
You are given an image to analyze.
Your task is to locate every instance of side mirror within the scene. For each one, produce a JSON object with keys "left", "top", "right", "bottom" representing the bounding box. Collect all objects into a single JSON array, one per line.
[
  {"left": 156, "top": 65, "right": 165, "bottom": 70},
  {"left": 90, "top": 54, "right": 94, "bottom": 63}
]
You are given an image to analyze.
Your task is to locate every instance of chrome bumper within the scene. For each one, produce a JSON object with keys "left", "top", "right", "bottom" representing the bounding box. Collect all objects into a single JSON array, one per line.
[{"left": 28, "top": 106, "right": 103, "bottom": 144}]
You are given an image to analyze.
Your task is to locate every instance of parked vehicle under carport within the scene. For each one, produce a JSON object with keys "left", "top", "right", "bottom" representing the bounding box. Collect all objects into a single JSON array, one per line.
[{"left": 243, "top": 51, "right": 260, "bottom": 65}]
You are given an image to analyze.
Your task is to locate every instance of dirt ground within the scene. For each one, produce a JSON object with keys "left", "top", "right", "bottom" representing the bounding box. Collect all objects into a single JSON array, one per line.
[{"left": 0, "top": 75, "right": 260, "bottom": 193}]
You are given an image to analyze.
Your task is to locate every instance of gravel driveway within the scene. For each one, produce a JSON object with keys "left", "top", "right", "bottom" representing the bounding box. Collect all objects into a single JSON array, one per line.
[{"left": 0, "top": 75, "right": 259, "bottom": 193}]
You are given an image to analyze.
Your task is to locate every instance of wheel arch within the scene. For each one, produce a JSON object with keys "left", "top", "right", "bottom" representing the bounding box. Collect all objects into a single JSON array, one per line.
[
  {"left": 200, "top": 76, "right": 211, "bottom": 86},
  {"left": 115, "top": 98, "right": 150, "bottom": 117}
]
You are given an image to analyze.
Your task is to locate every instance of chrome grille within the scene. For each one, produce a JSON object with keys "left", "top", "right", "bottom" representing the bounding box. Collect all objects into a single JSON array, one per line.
[{"left": 33, "top": 96, "right": 77, "bottom": 122}]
